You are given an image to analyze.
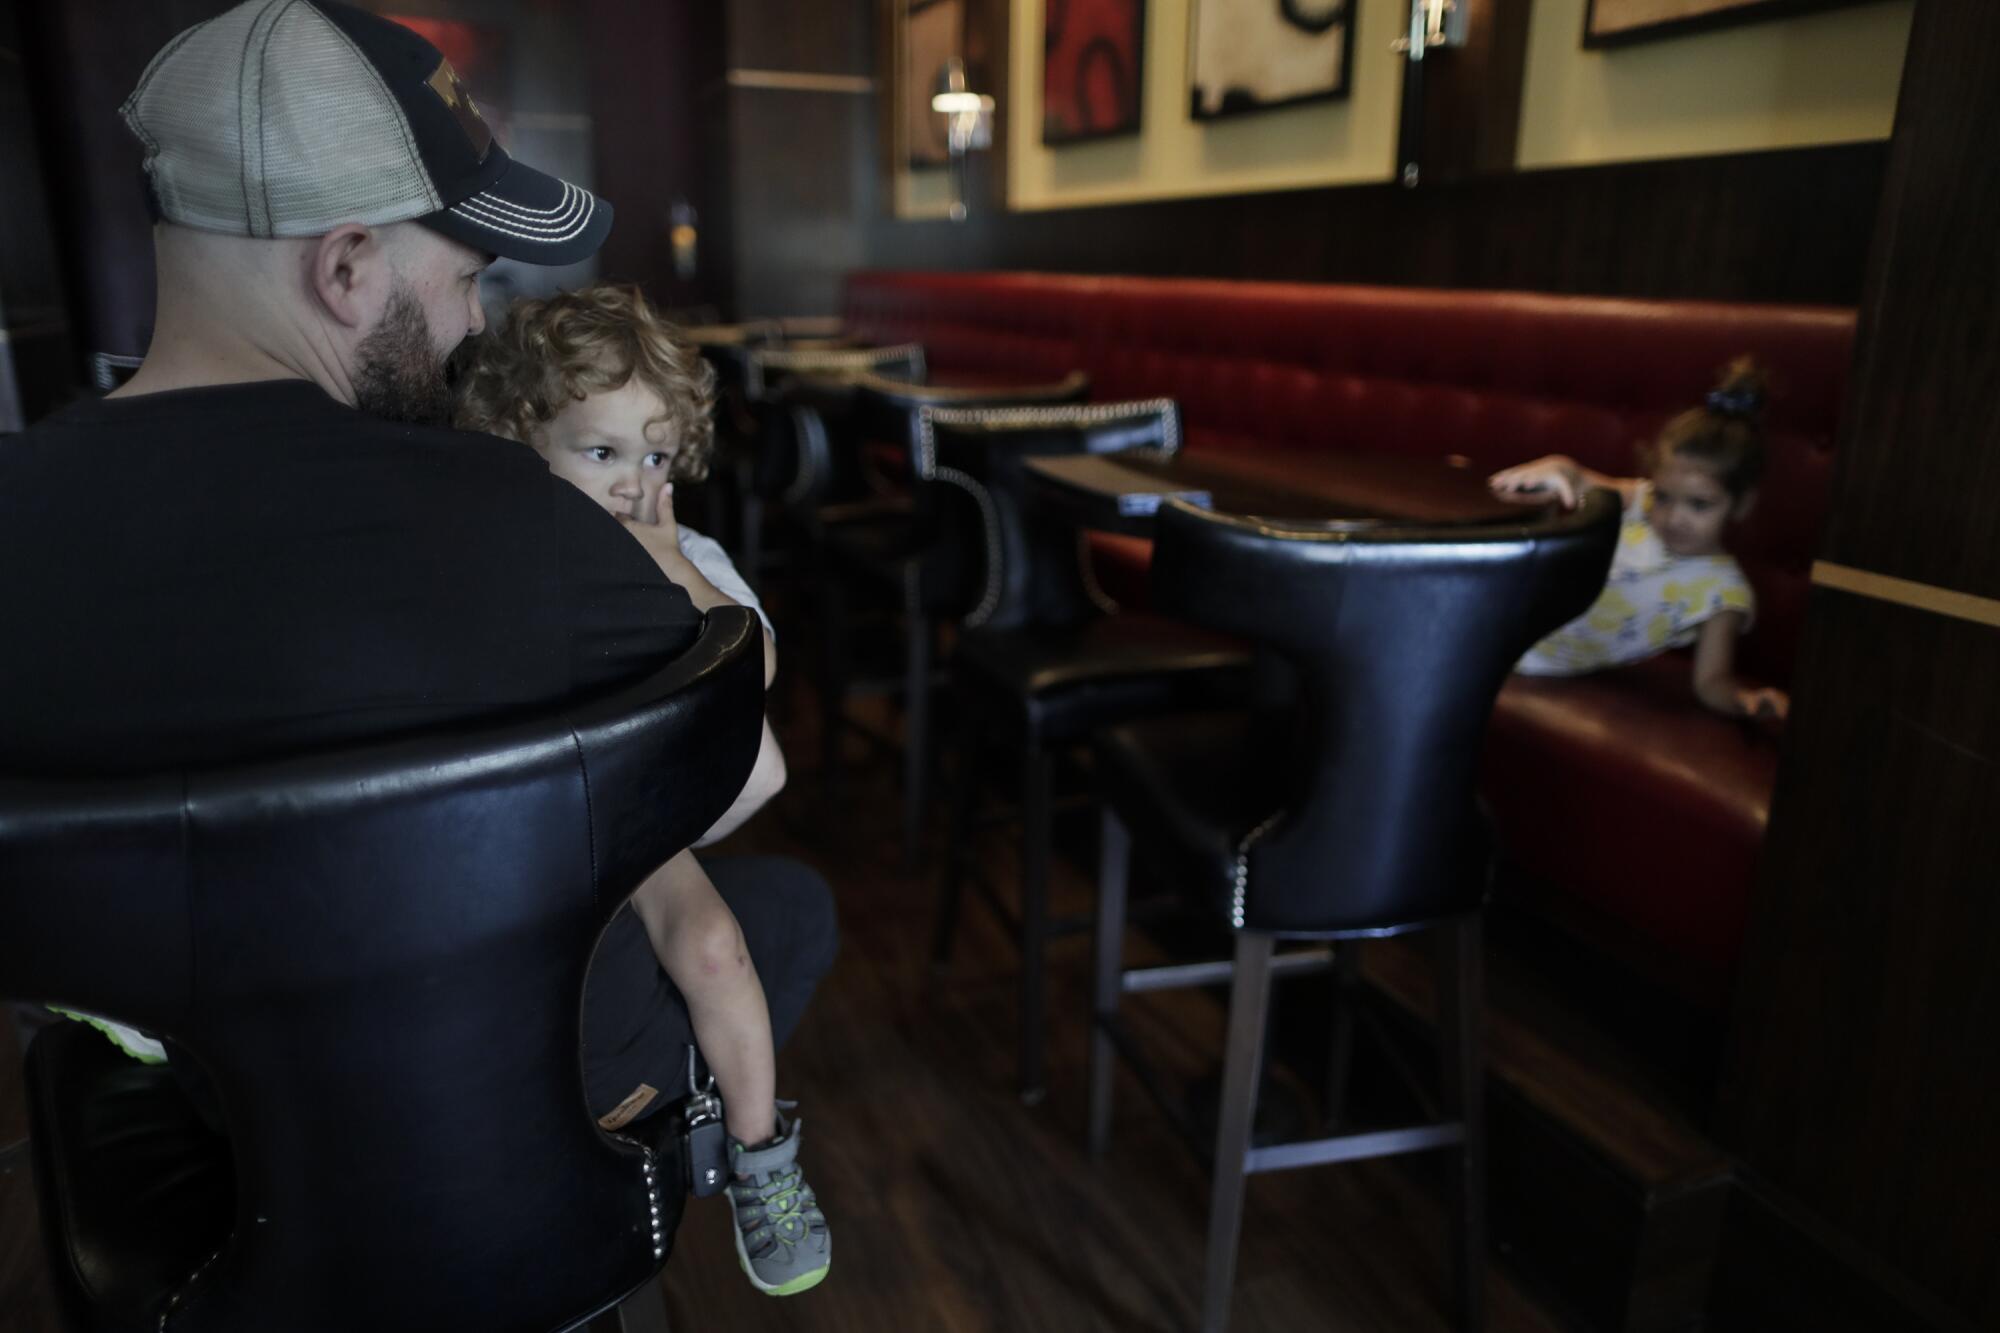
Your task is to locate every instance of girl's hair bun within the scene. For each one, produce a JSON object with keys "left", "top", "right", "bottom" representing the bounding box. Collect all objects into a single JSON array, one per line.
[
  {"left": 1704, "top": 356, "right": 1769, "bottom": 422},
  {"left": 1704, "top": 385, "right": 1763, "bottom": 419},
  {"left": 1645, "top": 355, "right": 1771, "bottom": 498}
]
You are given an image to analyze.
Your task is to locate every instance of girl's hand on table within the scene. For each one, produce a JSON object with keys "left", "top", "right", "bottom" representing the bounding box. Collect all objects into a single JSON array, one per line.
[{"left": 1488, "top": 456, "right": 1584, "bottom": 509}]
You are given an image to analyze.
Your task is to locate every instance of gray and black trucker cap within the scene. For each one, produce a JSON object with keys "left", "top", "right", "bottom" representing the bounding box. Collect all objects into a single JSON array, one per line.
[{"left": 120, "top": 0, "right": 610, "bottom": 265}]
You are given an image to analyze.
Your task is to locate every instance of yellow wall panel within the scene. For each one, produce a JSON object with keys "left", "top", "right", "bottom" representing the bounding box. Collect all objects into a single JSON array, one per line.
[{"left": 1517, "top": 0, "right": 1914, "bottom": 169}]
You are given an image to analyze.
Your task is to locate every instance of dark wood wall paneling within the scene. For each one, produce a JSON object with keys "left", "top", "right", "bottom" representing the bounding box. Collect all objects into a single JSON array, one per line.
[
  {"left": 583, "top": 0, "right": 719, "bottom": 310},
  {"left": 0, "top": 0, "right": 76, "bottom": 423},
  {"left": 1721, "top": 1, "right": 2000, "bottom": 1329},
  {"left": 711, "top": 0, "right": 878, "bottom": 318},
  {"left": 14, "top": 1, "right": 229, "bottom": 363},
  {"left": 861, "top": 140, "right": 1886, "bottom": 306}
]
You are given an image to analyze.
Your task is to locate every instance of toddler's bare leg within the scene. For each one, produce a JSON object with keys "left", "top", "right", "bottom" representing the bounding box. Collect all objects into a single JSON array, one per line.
[{"left": 631, "top": 850, "right": 778, "bottom": 1145}]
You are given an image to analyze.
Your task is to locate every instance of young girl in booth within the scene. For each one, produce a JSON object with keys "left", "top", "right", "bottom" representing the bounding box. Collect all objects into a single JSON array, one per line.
[
  {"left": 456, "top": 284, "right": 831, "bottom": 1299},
  {"left": 1488, "top": 358, "right": 1790, "bottom": 721}
]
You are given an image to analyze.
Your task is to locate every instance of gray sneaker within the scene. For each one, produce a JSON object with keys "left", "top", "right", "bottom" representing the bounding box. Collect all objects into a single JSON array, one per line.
[{"left": 726, "top": 1111, "right": 831, "bottom": 1296}]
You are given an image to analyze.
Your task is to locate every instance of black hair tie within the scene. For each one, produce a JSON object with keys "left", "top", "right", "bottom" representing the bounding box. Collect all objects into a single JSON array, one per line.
[{"left": 1706, "top": 387, "right": 1762, "bottom": 419}]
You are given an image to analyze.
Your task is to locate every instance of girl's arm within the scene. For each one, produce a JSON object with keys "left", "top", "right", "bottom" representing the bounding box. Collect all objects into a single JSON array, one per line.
[
  {"left": 1489, "top": 455, "right": 1644, "bottom": 510},
  {"left": 1692, "top": 613, "right": 1790, "bottom": 720}
]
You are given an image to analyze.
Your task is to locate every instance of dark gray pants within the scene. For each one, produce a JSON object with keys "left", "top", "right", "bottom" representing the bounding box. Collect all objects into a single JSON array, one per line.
[
  {"left": 155, "top": 854, "right": 838, "bottom": 1130},
  {"left": 581, "top": 854, "right": 839, "bottom": 1121}
]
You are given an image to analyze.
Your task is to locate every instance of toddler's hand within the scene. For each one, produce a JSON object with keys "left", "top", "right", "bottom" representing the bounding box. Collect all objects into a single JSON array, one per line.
[
  {"left": 1736, "top": 686, "right": 1790, "bottom": 722},
  {"left": 621, "top": 481, "right": 680, "bottom": 538},
  {"left": 619, "top": 483, "right": 689, "bottom": 575},
  {"left": 1489, "top": 457, "right": 1582, "bottom": 509}
]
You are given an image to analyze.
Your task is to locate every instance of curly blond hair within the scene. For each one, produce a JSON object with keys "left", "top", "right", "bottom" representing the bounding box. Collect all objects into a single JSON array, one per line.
[{"left": 455, "top": 283, "right": 717, "bottom": 482}]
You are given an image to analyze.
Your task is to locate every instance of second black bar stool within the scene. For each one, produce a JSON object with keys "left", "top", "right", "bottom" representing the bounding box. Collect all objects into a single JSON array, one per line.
[{"left": 924, "top": 399, "right": 1253, "bottom": 1103}]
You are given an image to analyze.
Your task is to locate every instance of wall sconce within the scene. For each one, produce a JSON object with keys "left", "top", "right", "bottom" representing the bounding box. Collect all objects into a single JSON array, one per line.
[
  {"left": 1393, "top": 0, "right": 1471, "bottom": 188},
  {"left": 931, "top": 56, "right": 994, "bottom": 223}
]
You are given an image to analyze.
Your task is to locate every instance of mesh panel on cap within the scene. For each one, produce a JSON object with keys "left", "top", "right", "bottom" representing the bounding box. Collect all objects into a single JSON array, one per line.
[
  {"left": 125, "top": 0, "right": 439, "bottom": 238},
  {"left": 257, "top": 3, "right": 439, "bottom": 234},
  {"left": 124, "top": 5, "right": 262, "bottom": 233}
]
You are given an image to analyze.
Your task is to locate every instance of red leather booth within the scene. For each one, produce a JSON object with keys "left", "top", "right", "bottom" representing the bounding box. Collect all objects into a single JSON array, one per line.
[{"left": 844, "top": 270, "right": 1855, "bottom": 1008}]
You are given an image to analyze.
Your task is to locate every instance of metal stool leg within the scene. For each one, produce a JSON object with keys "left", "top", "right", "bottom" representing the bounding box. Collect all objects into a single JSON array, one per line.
[
  {"left": 1202, "top": 932, "right": 1275, "bottom": 1333},
  {"left": 738, "top": 491, "right": 764, "bottom": 596},
  {"left": 581, "top": 1272, "right": 669, "bottom": 1333},
  {"left": 1087, "top": 808, "right": 1131, "bottom": 1157},
  {"left": 901, "top": 612, "right": 933, "bottom": 868},
  {"left": 817, "top": 571, "right": 850, "bottom": 798},
  {"left": 932, "top": 700, "right": 980, "bottom": 967},
  {"left": 1323, "top": 942, "right": 1362, "bottom": 1129},
  {"left": 617, "top": 1274, "right": 669, "bottom": 1333},
  {"left": 1018, "top": 747, "right": 1055, "bottom": 1104},
  {"left": 1438, "top": 915, "right": 1486, "bottom": 1333}
]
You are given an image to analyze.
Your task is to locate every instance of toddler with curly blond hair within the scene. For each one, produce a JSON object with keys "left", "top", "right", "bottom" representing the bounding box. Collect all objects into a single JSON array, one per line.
[{"left": 458, "top": 284, "right": 831, "bottom": 1298}]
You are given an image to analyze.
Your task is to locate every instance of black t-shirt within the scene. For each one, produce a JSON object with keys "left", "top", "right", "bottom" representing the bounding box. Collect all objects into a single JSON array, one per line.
[{"left": 0, "top": 380, "right": 701, "bottom": 777}]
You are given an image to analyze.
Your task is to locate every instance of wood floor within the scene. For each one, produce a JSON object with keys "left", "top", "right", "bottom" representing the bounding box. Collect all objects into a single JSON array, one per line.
[{"left": 0, "top": 690, "right": 1568, "bottom": 1332}]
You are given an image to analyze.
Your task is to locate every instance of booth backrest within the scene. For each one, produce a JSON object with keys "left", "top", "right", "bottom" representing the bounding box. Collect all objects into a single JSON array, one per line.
[{"left": 844, "top": 271, "right": 1855, "bottom": 685}]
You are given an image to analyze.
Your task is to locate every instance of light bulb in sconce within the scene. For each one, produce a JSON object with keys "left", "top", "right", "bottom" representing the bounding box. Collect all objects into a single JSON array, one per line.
[
  {"left": 669, "top": 198, "right": 698, "bottom": 281},
  {"left": 930, "top": 56, "right": 994, "bottom": 222}
]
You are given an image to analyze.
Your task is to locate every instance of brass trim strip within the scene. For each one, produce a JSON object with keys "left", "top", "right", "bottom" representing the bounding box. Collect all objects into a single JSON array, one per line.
[
  {"left": 1811, "top": 561, "right": 2000, "bottom": 630},
  {"left": 725, "top": 69, "right": 875, "bottom": 95}
]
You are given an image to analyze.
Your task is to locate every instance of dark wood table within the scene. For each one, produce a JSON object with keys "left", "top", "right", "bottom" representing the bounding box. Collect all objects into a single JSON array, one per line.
[{"left": 1025, "top": 447, "right": 1532, "bottom": 534}]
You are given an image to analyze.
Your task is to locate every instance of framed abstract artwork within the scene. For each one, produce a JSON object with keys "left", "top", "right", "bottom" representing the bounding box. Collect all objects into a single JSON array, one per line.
[
  {"left": 1583, "top": 0, "right": 1879, "bottom": 48},
  {"left": 1184, "top": 0, "right": 1360, "bottom": 120},
  {"left": 1042, "top": 0, "right": 1145, "bottom": 145},
  {"left": 1188, "top": 0, "right": 1353, "bottom": 122}
]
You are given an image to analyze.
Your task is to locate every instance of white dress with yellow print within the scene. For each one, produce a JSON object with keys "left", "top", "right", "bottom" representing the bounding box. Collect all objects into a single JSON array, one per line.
[{"left": 1516, "top": 485, "right": 1754, "bottom": 676}]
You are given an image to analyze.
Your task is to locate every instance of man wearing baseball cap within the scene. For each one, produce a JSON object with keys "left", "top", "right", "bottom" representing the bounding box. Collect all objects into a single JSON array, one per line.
[{"left": 0, "top": 0, "right": 834, "bottom": 1175}]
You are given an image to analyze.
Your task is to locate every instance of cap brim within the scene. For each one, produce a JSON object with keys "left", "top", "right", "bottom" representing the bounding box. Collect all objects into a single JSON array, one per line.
[{"left": 421, "top": 152, "right": 612, "bottom": 266}]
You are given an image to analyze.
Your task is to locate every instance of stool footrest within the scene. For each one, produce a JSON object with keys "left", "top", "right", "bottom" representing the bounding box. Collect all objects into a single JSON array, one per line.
[
  {"left": 1243, "top": 1123, "right": 1465, "bottom": 1176},
  {"left": 1121, "top": 947, "right": 1334, "bottom": 994}
]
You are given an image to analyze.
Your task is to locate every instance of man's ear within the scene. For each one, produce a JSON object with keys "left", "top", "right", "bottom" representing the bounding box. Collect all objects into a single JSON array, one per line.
[{"left": 308, "top": 224, "right": 385, "bottom": 330}]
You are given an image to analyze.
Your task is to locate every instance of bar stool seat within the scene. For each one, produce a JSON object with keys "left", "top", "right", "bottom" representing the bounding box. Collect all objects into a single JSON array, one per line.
[
  {"left": 924, "top": 400, "right": 1254, "bottom": 1102},
  {"left": 807, "top": 371, "right": 1094, "bottom": 857},
  {"left": 954, "top": 614, "right": 1248, "bottom": 748},
  {"left": 0, "top": 611, "right": 769, "bottom": 1333},
  {"left": 1088, "top": 711, "right": 1289, "bottom": 907},
  {"left": 1083, "top": 497, "right": 1621, "bottom": 1333},
  {"left": 25, "top": 1024, "right": 233, "bottom": 1329}
]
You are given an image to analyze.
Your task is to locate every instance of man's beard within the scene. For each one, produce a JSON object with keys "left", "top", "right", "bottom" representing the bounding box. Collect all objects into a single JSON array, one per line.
[{"left": 353, "top": 285, "right": 454, "bottom": 427}]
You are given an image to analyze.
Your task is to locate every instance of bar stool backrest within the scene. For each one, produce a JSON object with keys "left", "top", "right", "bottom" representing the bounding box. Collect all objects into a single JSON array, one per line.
[
  {"left": 1149, "top": 494, "right": 1619, "bottom": 936},
  {"left": 745, "top": 343, "right": 925, "bottom": 404},
  {"left": 0, "top": 611, "right": 766, "bottom": 1331},
  {"left": 745, "top": 345, "right": 927, "bottom": 507},
  {"left": 920, "top": 399, "right": 1182, "bottom": 631}
]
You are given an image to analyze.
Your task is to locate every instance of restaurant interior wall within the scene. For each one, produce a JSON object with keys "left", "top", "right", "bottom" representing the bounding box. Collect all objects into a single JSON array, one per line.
[
  {"left": 1517, "top": 0, "right": 1914, "bottom": 170},
  {"left": 1712, "top": 3, "right": 2000, "bottom": 1327},
  {"left": 993, "top": 0, "right": 1909, "bottom": 211},
  {"left": 0, "top": 0, "right": 74, "bottom": 427},
  {"left": 850, "top": 0, "right": 1899, "bottom": 312},
  {"left": 1002, "top": 0, "right": 1405, "bottom": 211}
]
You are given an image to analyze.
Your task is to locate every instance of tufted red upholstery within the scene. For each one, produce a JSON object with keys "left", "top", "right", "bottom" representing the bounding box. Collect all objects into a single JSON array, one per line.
[{"left": 846, "top": 270, "right": 1856, "bottom": 1006}]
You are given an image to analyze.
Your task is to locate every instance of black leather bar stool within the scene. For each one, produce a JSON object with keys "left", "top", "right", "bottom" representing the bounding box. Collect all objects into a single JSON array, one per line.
[
  {"left": 681, "top": 321, "right": 852, "bottom": 575},
  {"left": 1085, "top": 496, "right": 1619, "bottom": 1333},
  {"left": 830, "top": 371, "right": 1093, "bottom": 863},
  {"left": 739, "top": 342, "right": 925, "bottom": 597},
  {"left": 0, "top": 609, "right": 767, "bottom": 1333},
  {"left": 925, "top": 400, "right": 1255, "bottom": 1103}
]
